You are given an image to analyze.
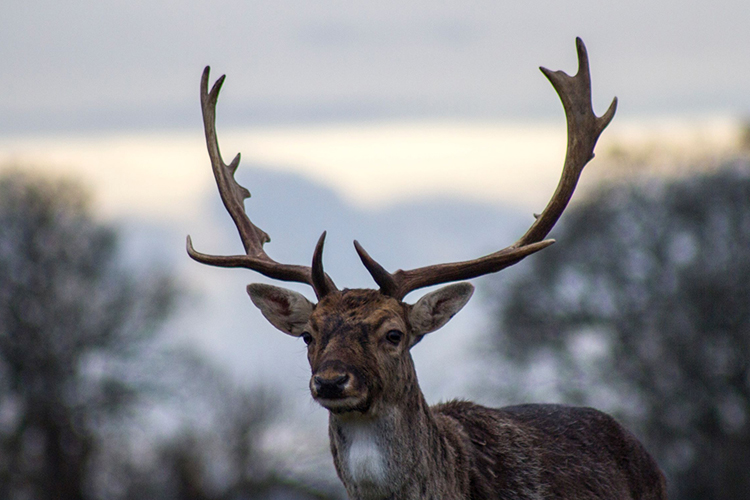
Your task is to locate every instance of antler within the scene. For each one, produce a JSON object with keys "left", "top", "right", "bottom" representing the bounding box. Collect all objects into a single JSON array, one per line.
[
  {"left": 355, "top": 38, "right": 617, "bottom": 300},
  {"left": 186, "top": 67, "right": 337, "bottom": 299}
]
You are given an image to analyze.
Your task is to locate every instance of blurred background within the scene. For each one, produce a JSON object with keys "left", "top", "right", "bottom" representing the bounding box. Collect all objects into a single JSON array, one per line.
[{"left": 1, "top": 1, "right": 749, "bottom": 499}]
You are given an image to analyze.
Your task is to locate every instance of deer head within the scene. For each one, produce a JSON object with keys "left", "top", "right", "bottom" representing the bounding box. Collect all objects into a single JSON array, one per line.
[
  {"left": 246, "top": 282, "right": 473, "bottom": 414},
  {"left": 187, "top": 37, "right": 616, "bottom": 416}
]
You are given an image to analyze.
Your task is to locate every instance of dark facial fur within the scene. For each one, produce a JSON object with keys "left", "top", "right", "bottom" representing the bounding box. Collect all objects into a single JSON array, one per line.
[{"left": 304, "top": 289, "right": 419, "bottom": 415}]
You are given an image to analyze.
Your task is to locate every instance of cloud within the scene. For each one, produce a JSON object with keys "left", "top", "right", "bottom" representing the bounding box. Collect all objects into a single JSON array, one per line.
[{"left": 2, "top": 1, "right": 749, "bottom": 132}]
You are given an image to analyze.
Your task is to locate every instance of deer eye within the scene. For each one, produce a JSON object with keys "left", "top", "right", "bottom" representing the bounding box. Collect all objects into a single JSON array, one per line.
[
  {"left": 385, "top": 329, "right": 403, "bottom": 345},
  {"left": 301, "top": 332, "right": 313, "bottom": 346}
]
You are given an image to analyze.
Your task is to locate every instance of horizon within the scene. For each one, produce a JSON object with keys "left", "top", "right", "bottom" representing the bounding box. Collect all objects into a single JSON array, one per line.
[{"left": 0, "top": 114, "right": 743, "bottom": 223}]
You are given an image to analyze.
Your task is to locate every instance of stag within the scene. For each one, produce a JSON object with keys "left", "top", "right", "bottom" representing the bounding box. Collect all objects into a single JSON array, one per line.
[{"left": 187, "top": 39, "right": 667, "bottom": 500}]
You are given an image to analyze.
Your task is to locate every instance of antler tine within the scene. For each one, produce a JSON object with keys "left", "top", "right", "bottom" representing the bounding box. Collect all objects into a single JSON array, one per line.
[
  {"left": 312, "top": 232, "right": 337, "bottom": 298},
  {"left": 356, "top": 38, "right": 616, "bottom": 300},
  {"left": 187, "top": 67, "right": 337, "bottom": 299},
  {"left": 353, "top": 240, "right": 400, "bottom": 297}
]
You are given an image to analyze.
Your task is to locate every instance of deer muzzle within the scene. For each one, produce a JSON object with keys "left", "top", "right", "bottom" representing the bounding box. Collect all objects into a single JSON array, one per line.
[{"left": 310, "top": 363, "right": 370, "bottom": 413}]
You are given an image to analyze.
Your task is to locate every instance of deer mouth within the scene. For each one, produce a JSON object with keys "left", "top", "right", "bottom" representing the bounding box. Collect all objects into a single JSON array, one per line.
[
  {"left": 315, "top": 394, "right": 371, "bottom": 414},
  {"left": 312, "top": 388, "right": 370, "bottom": 414}
]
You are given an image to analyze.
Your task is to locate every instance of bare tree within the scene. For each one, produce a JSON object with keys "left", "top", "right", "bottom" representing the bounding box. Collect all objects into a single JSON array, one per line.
[
  {"left": 0, "top": 170, "right": 176, "bottom": 499},
  {"left": 0, "top": 169, "right": 341, "bottom": 499},
  {"left": 490, "top": 164, "right": 750, "bottom": 500}
]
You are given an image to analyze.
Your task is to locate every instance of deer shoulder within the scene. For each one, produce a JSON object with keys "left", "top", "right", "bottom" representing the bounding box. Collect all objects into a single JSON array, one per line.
[{"left": 434, "top": 401, "right": 667, "bottom": 499}]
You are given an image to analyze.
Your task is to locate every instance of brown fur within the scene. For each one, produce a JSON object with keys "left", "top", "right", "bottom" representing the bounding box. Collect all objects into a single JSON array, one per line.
[{"left": 261, "top": 288, "right": 667, "bottom": 500}]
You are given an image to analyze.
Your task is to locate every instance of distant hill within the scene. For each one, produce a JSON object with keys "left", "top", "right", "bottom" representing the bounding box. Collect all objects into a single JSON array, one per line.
[{"left": 121, "top": 164, "right": 529, "bottom": 392}]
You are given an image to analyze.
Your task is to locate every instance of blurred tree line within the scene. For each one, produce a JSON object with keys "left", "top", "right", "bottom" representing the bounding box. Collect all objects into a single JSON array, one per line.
[
  {"left": 0, "top": 171, "right": 340, "bottom": 500},
  {"left": 8, "top": 156, "right": 749, "bottom": 500},
  {"left": 490, "top": 161, "right": 750, "bottom": 500}
]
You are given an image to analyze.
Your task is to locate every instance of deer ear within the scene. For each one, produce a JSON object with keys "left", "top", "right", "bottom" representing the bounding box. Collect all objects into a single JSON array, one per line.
[
  {"left": 247, "top": 283, "right": 314, "bottom": 337},
  {"left": 408, "top": 282, "right": 474, "bottom": 338}
]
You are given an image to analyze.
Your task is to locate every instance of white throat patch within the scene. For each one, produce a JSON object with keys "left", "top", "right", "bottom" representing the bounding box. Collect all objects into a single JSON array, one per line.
[{"left": 342, "top": 421, "right": 388, "bottom": 487}]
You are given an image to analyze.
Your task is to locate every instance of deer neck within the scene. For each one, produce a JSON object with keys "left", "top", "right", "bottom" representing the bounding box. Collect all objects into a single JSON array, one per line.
[{"left": 328, "top": 384, "right": 453, "bottom": 500}]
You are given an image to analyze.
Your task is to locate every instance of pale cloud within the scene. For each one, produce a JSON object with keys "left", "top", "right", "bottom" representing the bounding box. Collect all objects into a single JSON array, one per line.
[{"left": 1, "top": 116, "right": 739, "bottom": 219}]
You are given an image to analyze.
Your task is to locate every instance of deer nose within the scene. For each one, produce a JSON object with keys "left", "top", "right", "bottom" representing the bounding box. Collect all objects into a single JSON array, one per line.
[{"left": 313, "top": 373, "right": 350, "bottom": 398}]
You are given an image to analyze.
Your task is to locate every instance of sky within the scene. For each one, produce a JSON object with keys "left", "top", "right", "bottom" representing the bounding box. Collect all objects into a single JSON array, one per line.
[
  {"left": 2, "top": 1, "right": 748, "bottom": 217},
  {"left": 2, "top": 1, "right": 749, "bottom": 134}
]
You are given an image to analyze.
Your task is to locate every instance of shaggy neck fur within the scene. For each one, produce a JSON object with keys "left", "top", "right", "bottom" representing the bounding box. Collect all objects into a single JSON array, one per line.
[{"left": 328, "top": 387, "right": 468, "bottom": 500}]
